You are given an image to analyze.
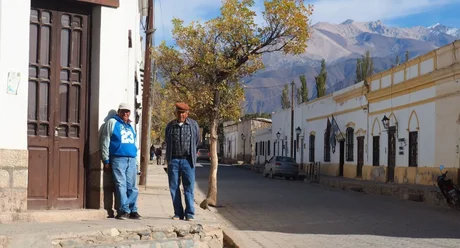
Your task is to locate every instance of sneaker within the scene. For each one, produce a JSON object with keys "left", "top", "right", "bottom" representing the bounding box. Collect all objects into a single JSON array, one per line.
[
  {"left": 115, "top": 212, "right": 129, "bottom": 220},
  {"left": 185, "top": 216, "right": 195, "bottom": 221},
  {"left": 129, "top": 212, "right": 142, "bottom": 220},
  {"left": 171, "top": 215, "right": 182, "bottom": 220}
]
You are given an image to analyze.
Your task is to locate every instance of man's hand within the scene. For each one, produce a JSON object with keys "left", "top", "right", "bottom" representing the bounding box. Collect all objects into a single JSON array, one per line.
[{"left": 103, "top": 163, "right": 111, "bottom": 173}]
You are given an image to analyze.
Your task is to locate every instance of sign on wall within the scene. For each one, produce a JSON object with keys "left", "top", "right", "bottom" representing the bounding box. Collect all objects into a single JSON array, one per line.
[{"left": 6, "top": 72, "right": 21, "bottom": 95}]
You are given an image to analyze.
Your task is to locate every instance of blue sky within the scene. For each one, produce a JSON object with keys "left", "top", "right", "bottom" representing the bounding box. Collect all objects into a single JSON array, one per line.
[{"left": 153, "top": 0, "right": 460, "bottom": 45}]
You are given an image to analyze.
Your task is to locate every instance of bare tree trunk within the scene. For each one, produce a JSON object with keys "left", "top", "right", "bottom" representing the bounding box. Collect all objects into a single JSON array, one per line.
[
  {"left": 200, "top": 90, "right": 220, "bottom": 210},
  {"left": 200, "top": 118, "right": 219, "bottom": 209}
]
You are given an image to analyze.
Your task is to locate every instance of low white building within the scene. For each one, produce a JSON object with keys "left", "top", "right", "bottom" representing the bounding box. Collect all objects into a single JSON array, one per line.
[
  {"left": 223, "top": 118, "right": 272, "bottom": 164},
  {"left": 268, "top": 40, "right": 460, "bottom": 186},
  {"left": 0, "top": 0, "right": 145, "bottom": 215},
  {"left": 254, "top": 127, "right": 272, "bottom": 165}
]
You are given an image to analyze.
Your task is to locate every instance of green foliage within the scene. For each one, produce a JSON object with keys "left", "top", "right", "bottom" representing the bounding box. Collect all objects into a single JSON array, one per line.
[
  {"left": 150, "top": 81, "right": 175, "bottom": 143},
  {"left": 355, "top": 51, "right": 374, "bottom": 84},
  {"left": 299, "top": 74, "right": 308, "bottom": 103},
  {"left": 314, "top": 59, "right": 327, "bottom": 97},
  {"left": 280, "top": 84, "right": 290, "bottom": 109},
  {"left": 153, "top": 0, "right": 313, "bottom": 126},
  {"left": 152, "top": 0, "right": 314, "bottom": 207},
  {"left": 241, "top": 112, "right": 272, "bottom": 120}
]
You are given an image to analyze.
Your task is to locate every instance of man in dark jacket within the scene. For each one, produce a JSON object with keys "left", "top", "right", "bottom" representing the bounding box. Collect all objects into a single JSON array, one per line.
[{"left": 165, "top": 102, "right": 200, "bottom": 221}]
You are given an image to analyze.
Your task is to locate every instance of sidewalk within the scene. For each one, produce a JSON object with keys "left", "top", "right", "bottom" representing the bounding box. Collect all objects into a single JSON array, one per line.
[{"left": 0, "top": 162, "right": 223, "bottom": 248}]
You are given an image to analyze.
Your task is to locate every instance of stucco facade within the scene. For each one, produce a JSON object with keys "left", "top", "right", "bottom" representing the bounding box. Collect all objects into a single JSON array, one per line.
[
  {"left": 223, "top": 118, "right": 272, "bottom": 164},
  {"left": 0, "top": 0, "right": 144, "bottom": 214},
  {"left": 266, "top": 40, "right": 460, "bottom": 186}
]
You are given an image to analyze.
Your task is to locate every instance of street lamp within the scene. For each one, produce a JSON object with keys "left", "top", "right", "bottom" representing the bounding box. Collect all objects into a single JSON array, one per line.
[
  {"left": 295, "top": 127, "right": 301, "bottom": 136},
  {"left": 276, "top": 132, "right": 280, "bottom": 156},
  {"left": 241, "top": 134, "right": 246, "bottom": 163},
  {"left": 295, "top": 126, "right": 301, "bottom": 151},
  {"left": 381, "top": 115, "right": 390, "bottom": 130}
]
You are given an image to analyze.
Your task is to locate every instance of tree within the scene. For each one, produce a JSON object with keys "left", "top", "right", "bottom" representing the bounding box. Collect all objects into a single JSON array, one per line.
[
  {"left": 281, "top": 84, "right": 291, "bottom": 109},
  {"left": 315, "top": 59, "right": 327, "bottom": 97},
  {"left": 405, "top": 50, "right": 409, "bottom": 62},
  {"left": 241, "top": 112, "right": 272, "bottom": 120},
  {"left": 150, "top": 81, "right": 175, "bottom": 143},
  {"left": 355, "top": 51, "right": 374, "bottom": 84},
  {"left": 153, "top": 0, "right": 313, "bottom": 209},
  {"left": 298, "top": 74, "right": 308, "bottom": 103}
]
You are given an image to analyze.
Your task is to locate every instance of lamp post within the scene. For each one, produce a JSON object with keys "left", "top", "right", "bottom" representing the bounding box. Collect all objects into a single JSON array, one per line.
[
  {"left": 241, "top": 133, "right": 246, "bottom": 163},
  {"left": 382, "top": 115, "right": 390, "bottom": 130},
  {"left": 276, "top": 132, "right": 280, "bottom": 156},
  {"left": 299, "top": 132, "right": 304, "bottom": 171},
  {"left": 295, "top": 127, "right": 301, "bottom": 159}
]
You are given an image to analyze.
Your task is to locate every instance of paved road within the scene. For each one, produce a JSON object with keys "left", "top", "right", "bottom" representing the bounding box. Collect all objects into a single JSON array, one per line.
[{"left": 194, "top": 164, "right": 460, "bottom": 248}]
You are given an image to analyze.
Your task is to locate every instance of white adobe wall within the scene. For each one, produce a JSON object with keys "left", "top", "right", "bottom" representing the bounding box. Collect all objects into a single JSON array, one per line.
[
  {"left": 0, "top": 0, "right": 31, "bottom": 150},
  {"left": 255, "top": 128, "right": 272, "bottom": 164},
  {"left": 368, "top": 87, "right": 436, "bottom": 168},
  {"left": 271, "top": 109, "right": 291, "bottom": 156},
  {"left": 89, "top": 1, "right": 143, "bottom": 156},
  {"left": 224, "top": 130, "right": 238, "bottom": 159},
  {"left": 302, "top": 92, "right": 368, "bottom": 166}
]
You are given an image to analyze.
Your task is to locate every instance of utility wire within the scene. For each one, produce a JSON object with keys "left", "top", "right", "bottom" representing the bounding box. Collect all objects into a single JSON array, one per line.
[{"left": 243, "top": 83, "right": 288, "bottom": 90}]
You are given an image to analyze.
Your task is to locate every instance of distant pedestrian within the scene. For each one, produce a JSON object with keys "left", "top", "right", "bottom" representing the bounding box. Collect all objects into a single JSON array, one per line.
[
  {"left": 155, "top": 147, "right": 163, "bottom": 165},
  {"left": 100, "top": 103, "right": 142, "bottom": 220},
  {"left": 165, "top": 102, "right": 200, "bottom": 221},
  {"left": 150, "top": 144, "right": 155, "bottom": 161}
]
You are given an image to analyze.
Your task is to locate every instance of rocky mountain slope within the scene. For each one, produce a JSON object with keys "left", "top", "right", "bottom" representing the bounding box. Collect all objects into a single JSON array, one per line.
[{"left": 244, "top": 20, "right": 459, "bottom": 114}]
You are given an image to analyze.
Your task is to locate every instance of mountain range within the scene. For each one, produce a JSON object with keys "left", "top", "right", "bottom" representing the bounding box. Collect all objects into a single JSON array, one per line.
[{"left": 243, "top": 20, "right": 460, "bottom": 114}]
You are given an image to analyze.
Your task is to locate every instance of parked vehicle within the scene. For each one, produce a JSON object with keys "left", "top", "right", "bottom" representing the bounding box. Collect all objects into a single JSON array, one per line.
[
  {"left": 437, "top": 164, "right": 460, "bottom": 209},
  {"left": 197, "top": 149, "right": 210, "bottom": 161},
  {"left": 263, "top": 156, "right": 299, "bottom": 180}
]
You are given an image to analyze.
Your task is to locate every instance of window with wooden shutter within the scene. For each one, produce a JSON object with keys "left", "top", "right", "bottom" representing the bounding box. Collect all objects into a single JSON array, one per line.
[
  {"left": 268, "top": 140, "right": 271, "bottom": 156},
  {"left": 324, "top": 126, "right": 331, "bottom": 162},
  {"left": 346, "top": 127, "right": 354, "bottom": 161},
  {"left": 409, "top": 131, "right": 418, "bottom": 167},
  {"left": 309, "top": 135, "right": 315, "bottom": 162},
  {"left": 373, "top": 136, "right": 380, "bottom": 166}
]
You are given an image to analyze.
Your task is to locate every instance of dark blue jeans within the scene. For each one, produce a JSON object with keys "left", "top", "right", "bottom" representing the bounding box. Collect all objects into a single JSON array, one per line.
[
  {"left": 168, "top": 158, "right": 195, "bottom": 219},
  {"left": 111, "top": 157, "right": 138, "bottom": 214}
]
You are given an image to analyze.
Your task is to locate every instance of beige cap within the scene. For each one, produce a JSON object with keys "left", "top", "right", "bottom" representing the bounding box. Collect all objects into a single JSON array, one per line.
[{"left": 118, "top": 103, "right": 131, "bottom": 110}]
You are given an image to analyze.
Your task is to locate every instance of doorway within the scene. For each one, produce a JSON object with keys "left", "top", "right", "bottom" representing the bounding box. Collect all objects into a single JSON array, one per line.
[
  {"left": 387, "top": 127, "right": 396, "bottom": 182},
  {"left": 339, "top": 140, "right": 345, "bottom": 176},
  {"left": 357, "top": 137, "right": 364, "bottom": 178},
  {"left": 27, "top": 0, "right": 91, "bottom": 209}
]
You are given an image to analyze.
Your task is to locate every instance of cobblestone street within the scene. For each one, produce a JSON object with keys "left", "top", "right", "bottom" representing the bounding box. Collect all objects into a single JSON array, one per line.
[{"left": 195, "top": 164, "right": 460, "bottom": 248}]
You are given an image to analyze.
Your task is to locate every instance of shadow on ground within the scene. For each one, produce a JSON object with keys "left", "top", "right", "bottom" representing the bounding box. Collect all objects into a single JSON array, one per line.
[{"left": 194, "top": 163, "right": 460, "bottom": 240}]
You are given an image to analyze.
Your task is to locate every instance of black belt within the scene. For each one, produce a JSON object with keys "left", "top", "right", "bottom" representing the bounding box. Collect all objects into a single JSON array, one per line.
[{"left": 172, "top": 155, "right": 190, "bottom": 159}]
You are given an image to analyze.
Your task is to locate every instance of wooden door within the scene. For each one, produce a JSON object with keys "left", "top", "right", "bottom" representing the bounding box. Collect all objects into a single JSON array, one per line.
[
  {"left": 357, "top": 137, "right": 364, "bottom": 178},
  {"left": 339, "top": 140, "right": 344, "bottom": 176},
  {"left": 27, "top": 0, "right": 91, "bottom": 210},
  {"left": 387, "top": 127, "right": 396, "bottom": 182},
  {"left": 372, "top": 136, "right": 380, "bottom": 166}
]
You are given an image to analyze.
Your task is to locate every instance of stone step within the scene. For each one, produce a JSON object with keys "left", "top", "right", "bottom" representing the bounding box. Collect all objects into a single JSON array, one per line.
[{"left": 0, "top": 209, "right": 107, "bottom": 224}]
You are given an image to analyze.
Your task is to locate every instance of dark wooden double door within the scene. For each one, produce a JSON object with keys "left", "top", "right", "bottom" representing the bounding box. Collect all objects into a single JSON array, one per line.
[
  {"left": 27, "top": 0, "right": 91, "bottom": 209},
  {"left": 387, "top": 127, "right": 396, "bottom": 182}
]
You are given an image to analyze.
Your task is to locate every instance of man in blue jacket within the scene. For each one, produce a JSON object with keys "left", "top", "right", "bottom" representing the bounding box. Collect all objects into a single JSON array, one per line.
[
  {"left": 165, "top": 102, "right": 200, "bottom": 221},
  {"left": 100, "top": 103, "right": 141, "bottom": 220}
]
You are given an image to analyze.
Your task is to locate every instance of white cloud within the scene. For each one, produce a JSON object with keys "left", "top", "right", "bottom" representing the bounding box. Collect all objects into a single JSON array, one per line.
[
  {"left": 153, "top": 0, "right": 457, "bottom": 44},
  {"left": 309, "top": 0, "right": 458, "bottom": 24}
]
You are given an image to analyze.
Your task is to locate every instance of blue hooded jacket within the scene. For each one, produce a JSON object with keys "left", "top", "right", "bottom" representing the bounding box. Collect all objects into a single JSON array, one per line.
[{"left": 100, "top": 115, "right": 138, "bottom": 165}]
